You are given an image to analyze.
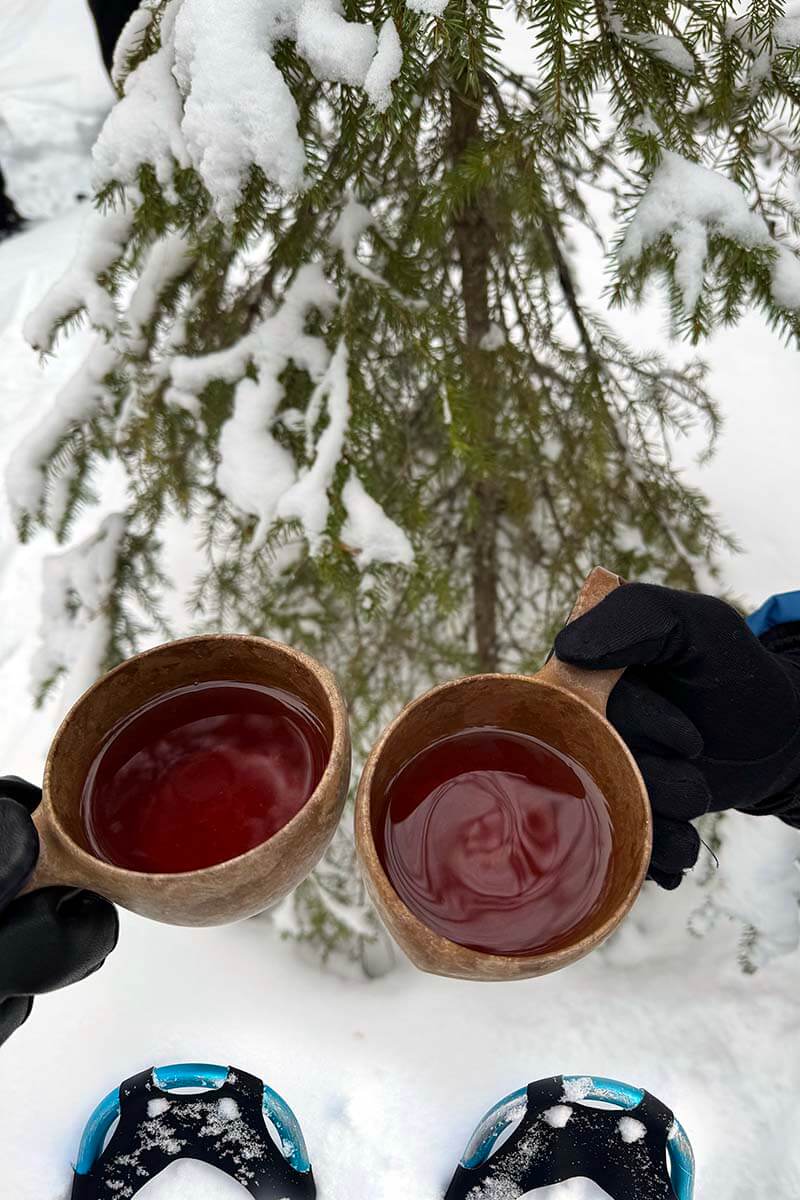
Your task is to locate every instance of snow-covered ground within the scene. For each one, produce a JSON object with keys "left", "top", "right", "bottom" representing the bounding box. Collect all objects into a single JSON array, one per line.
[{"left": 1, "top": 4, "right": 800, "bottom": 1199}]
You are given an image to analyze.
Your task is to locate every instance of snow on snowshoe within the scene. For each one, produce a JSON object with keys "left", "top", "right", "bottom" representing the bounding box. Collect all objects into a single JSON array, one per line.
[
  {"left": 70, "top": 1062, "right": 316, "bottom": 1200},
  {"left": 445, "top": 1075, "right": 694, "bottom": 1200}
]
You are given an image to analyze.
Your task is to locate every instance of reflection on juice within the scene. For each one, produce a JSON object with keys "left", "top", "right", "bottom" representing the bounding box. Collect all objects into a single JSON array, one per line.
[
  {"left": 377, "top": 727, "right": 613, "bottom": 956},
  {"left": 82, "top": 681, "right": 328, "bottom": 873}
]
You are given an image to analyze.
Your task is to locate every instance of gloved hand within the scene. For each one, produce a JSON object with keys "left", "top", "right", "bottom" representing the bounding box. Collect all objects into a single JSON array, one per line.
[
  {"left": 0, "top": 776, "right": 118, "bottom": 1047},
  {"left": 554, "top": 584, "right": 800, "bottom": 889}
]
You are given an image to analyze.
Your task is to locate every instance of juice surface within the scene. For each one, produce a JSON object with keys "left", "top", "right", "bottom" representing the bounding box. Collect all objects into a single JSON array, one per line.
[
  {"left": 377, "top": 727, "right": 612, "bottom": 956},
  {"left": 82, "top": 681, "right": 328, "bottom": 873}
]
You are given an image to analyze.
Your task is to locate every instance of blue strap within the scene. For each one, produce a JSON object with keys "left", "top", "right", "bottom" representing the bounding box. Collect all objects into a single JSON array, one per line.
[{"left": 747, "top": 590, "right": 800, "bottom": 638}]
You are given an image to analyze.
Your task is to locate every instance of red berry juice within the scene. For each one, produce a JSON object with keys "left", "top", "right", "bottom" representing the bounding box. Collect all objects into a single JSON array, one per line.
[
  {"left": 376, "top": 727, "right": 612, "bottom": 955},
  {"left": 81, "top": 681, "right": 328, "bottom": 873}
]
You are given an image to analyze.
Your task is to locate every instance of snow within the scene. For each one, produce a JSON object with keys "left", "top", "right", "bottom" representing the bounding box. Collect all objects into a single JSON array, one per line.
[
  {"left": 23, "top": 208, "right": 132, "bottom": 351},
  {"left": 6, "top": 336, "right": 118, "bottom": 522},
  {"left": 405, "top": 0, "right": 449, "bottom": 14},
  {"left": 0, "top": 0, "right": 112, "bottom": 219},
  {"left": 620, "top": 151, "right": 800, "bottom": 315},
  {"left": 543, "top": 1104, "right": 573, "bottom": 1129},
  {"left": 32, "top": 512, "right": 126, "bottom": 708},
  {"left": 148, "top": 1098, "right": 172, "bottom": 1119},
  {"left": 1, "top": 6, "right": 800, "bottom": 1200},
  {"left": 126, "top": 234, "right": 194, "bottom": 353},
  {"left": 479, "top": 323, "right": 505, "bottom": 352},
  {"left": 561, "top": 1078, "right": 593, "bottom": 1103},
  {"left": 192, "top": 264, "right": 334, "bottom": 543},
  {"left": 341, "top": 473, "right": 414, "bottom": 569},
  {"left": 330, "top": 195, "right": 385, "bottom": 285},
  {"left": 624, "top": 33, "right": 695, "bottom": 76},
  {"left": 364, "top": 20, "right": 403, "bottom": 114},
  {"left": 277, "top": 340, "right": 351, "bottom": 551},
  {"left": 217, "top": 1098, "right": 241, "bottom": 1122},
  {"left": 94, "top": 0, "right": 406, "bottom": 220},
  {"left": 617, "top": 1116, "right": 646, "bottom": 1144},
  {"left": 138, "top": 1161, "right": 249, "bottom": 1198},
  {"left": 111, "top": 4, "right": 157, "bottom": 88},
  {"left": 295, "top": 0, "right": 378, "bottom": 87}
]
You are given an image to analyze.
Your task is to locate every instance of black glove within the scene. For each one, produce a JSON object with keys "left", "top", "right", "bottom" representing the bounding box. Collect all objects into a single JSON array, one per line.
[
  {"left": 554, "top": 584, "right": 800, "bottom": 889},
  {"left": 0, "top": 776, "right": 118, "bottom": 1047}
]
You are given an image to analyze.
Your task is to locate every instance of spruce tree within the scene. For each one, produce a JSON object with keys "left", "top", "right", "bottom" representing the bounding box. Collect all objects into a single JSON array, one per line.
[{"left": 11, "top": 0, "right": 800, "bottom": 965}]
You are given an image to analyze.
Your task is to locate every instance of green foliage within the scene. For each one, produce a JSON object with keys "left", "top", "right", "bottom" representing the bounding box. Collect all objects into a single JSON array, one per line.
[{"left": 24, "top": 0, "right": 800, "bottom": 965}]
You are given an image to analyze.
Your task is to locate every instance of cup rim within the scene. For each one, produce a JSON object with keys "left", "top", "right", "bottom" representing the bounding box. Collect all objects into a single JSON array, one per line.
[
  {"left": 42, "top": 632, "right": 350, "bottom": 883},
  {"left": 355, "top": 670, "right": 652, "bottom": 971}
]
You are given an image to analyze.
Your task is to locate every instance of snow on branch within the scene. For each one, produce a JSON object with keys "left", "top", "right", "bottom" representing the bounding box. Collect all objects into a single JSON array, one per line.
[
  {"left": 178, "top": 263, "right": 339, "bottom": 541},
  {"left": 32, "top": 514, "right": 127, "bottom": 709},
  {"left": 98, "top": 0, "right": 404, "bottom": 222},
  {"left": 341, "top": 472, "right": 414, "bottom": 568},
  {"left": 726, "top": 7, "right": 800, "bottom": 87},
  {"left": 95, "top": 0, "right": 189, "bottom": 191},
  {"left": 364, "top": 19, "right": 403, "bottom": 113},
  {"left": 23, "top": 210, "right": 133, "bottom": 352},
  {"left": 623, "top": 33, "right": 695, "bottom": 76},
  {"left": 126, "top": 233, "right": 194, "bottom": 353},
  {"left": 330, "top": 195, "right": 386, "bottom": 286},
  {"left": 620, "top": 151, "right": 800, "bottom": 315},
  {"left": 277, "top": 338, "right": 350, "bottom": 550},
  {"left": 6, "top": 338, "right": 119, "bottom": 524}
]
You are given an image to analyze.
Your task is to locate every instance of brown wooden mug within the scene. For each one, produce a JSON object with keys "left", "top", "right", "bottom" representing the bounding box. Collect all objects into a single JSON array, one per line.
[
  {"left": 355, "top": 567, "right": 651, "bottom": 981},
  {"left": 20, "top": 635, "right": 351, "bottom": 926}
]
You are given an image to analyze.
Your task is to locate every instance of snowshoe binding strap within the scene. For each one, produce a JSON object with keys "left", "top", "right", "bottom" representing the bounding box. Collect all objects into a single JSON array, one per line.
[
  {"left": 445, "top": 1074, "right": 694, "bottom": 1200},
  {"left": 71, "top": 1062, "right": 316, "bottom": 1199}
]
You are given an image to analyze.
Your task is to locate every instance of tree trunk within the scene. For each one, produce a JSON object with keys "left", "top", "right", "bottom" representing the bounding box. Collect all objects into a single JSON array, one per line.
[{"left": 449, "top": 80, "right": 499, "bottom": 673}]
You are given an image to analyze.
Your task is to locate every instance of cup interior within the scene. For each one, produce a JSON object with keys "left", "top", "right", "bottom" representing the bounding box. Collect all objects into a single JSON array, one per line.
[
  {"left": 46, "top": 635, "right": 338, "bottom": 867},
  {"left": 364, "top": 673, "right": 650, "bottom": 956}
]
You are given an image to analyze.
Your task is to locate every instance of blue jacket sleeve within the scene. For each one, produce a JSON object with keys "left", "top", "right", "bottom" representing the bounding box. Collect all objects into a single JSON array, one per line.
[{"left": 746, "top": 590, "right": 800, "bottom": 638}]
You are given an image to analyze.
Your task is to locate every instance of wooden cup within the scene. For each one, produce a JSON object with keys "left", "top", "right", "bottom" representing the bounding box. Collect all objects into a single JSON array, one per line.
[
  {"left": 355, "top": 567, "right": 651, "bottom": 981},
  {"left": 21, "top": 635, "right": 351, "bottom": 926}
]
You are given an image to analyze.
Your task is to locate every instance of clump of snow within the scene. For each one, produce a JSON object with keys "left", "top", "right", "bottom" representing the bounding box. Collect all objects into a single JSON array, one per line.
[
  {"left": 340, "top": 473, "right": 414, "bottom": 569},
  {"left": 148, "top": 1097, "right": 172, "bottom": 1119},
  {"left": 624, "top": 33, "right": 695, "bottom": 75},
  {"left": 601, "top": 0, "right": 623, "bottom": 37},
  {"left": 561, "top": 1077, "right": 593, "bottom": 1103},
  {"left": 277, "top": 340, "right": 350, "bottom": 550},
  {"left": 217, "top": 1098, "right": 241, "bottom": 1122},
  {"left": 617, "top": 1116, "right": 646, "bottom": 1144},
  {"left": 111, "top": 1, "right": 158, "bottom": 88},
  {"left": 543, "top": 1104, "right": 573, "bottom": 1129},
  {"left": 23, "top": 209, "right": 132, "bottom": 352},
  {"left": 330, "top": 196, "right": 385, "bottom": 286},
  {"left": 621, "top": 150, "right": 800, "bottom": 314},
  {"left": 364, "top": 19, "right": 403, "bottom": 113},
  {"left": 6, "top": 337, "right": 118, "bottom": 522},
  {"left": 96, "top": 0, "right": 404, "bottom": 220},
  {"left": 30, "top": 513, "right": 125, "bottom": 710},
  {"left": 296, "top": 0, "right": 377, "bottom": 86},
  {"left": 172, "top": 0, "right": 307, "bottom": 216},
  {"left": 126, "top": 234, "right": 194, "bottom": 353},
  {"left": 479, "top": 323, "right": 505, "bottom": 352},
  {"left": 405, "top": 0, "right": 448, "bottom": 14},
  {"left": 771, "top": 246, "right": 800, "bottom": 311},
  {"left": 94, "top": 0, "right": 189, "bottom": 191},
  {"left": 169, "top": 263, "right": 335, "bottom": 543},
  {"left": 727, "top": 8, "right": 800, "bottom": 86}
]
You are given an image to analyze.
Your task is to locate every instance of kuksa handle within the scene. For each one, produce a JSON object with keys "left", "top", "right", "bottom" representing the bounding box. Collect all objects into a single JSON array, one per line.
[{"left": 536, "top": 567, "right": 625, "bottom": 715}]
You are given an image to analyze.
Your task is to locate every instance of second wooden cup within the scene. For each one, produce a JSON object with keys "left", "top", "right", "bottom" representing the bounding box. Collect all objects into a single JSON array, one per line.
[{"left": 355, "top": 568, "right": 651, "bottom": 981}]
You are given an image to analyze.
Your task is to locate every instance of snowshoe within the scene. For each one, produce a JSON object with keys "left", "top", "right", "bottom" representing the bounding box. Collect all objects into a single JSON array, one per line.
[
  {"left": 445, "top": 1074, "right": 694, "bottom": 1200},
  {"left": 70, "top": 1062, "right": 316, "bottom": 1199}
]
